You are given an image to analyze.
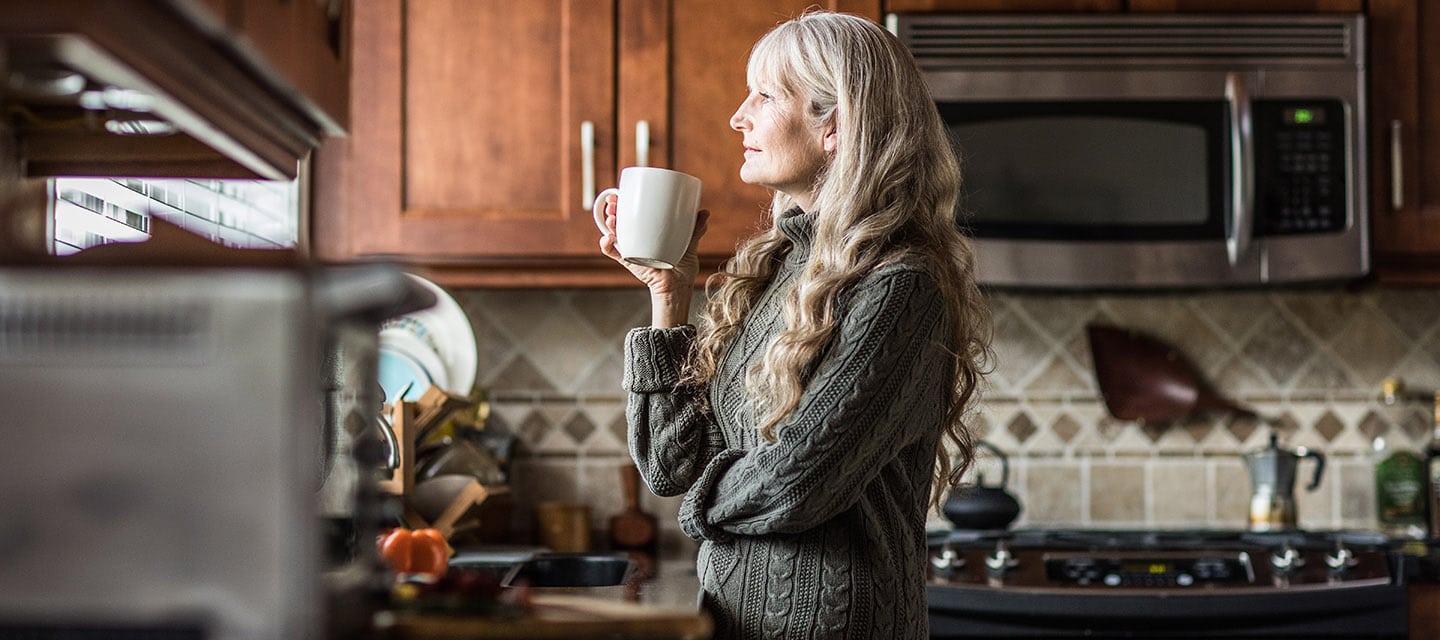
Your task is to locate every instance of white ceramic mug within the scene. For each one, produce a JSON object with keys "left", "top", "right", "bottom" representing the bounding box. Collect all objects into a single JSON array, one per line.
[{"left": 592, "top": 167, "right": 702, "bottom": 269}]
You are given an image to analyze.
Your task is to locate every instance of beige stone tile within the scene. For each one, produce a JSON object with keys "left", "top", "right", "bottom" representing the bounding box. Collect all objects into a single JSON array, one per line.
[
  {"left": 1090, "top": 463, "right": 1145, "bottom": 523},
  {"left": 1337, "top": 457, "right": 1377, "bottom": 528},
  {"left": 1019, "top": 461, "right": 1083, "bottom": 527},
  {"left": 1213, "top": 458, "right": 1252, "bottom": 529},
  {"left": 1151, "top": 460, "right": 1210, "bottom": 526}
]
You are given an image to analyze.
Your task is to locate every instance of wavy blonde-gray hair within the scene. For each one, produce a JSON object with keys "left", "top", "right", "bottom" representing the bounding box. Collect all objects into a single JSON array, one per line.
[{"left": 682, "top": 11, "right": 993, "bottom": 507}]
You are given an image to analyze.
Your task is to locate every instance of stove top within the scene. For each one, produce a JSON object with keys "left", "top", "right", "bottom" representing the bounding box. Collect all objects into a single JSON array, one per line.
[
  {"left": 926, "top": 528, "right": 1398, "bottom": 592},
  {"left": 930, "top": 527, "right": 1393, "bottom": 551}
]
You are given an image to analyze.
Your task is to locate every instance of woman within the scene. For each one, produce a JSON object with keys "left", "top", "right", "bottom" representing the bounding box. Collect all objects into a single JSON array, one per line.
[{"left": 597, "top": 10, "right": 991, "bottom": 639}]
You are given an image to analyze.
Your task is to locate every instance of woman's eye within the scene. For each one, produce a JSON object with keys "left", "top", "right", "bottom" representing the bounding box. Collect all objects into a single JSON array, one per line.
[{"left": 758, "top": 92, "right": 773, "bottom": 102}]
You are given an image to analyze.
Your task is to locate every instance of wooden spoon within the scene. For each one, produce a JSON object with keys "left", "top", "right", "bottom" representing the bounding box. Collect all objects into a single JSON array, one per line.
[{"left": 608, "top": 463, "right": 658, "bottom": 551}]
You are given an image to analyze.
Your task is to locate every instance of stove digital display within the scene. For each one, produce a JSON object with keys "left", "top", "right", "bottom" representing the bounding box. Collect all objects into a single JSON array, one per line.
[{"left": 1046, "top": 554, "right": 1252, "bottom": 587}]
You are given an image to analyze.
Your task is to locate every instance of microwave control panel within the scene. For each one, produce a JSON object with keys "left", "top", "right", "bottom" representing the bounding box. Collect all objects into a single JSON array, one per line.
[{"left": 1254, "top": 99, "right": 1348, "bottom": 236}]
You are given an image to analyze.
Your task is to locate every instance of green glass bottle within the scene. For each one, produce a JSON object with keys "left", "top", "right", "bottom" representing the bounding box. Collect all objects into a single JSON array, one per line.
[{"left": 1375, "top": 434, "right": 1427, "bottom": 539}]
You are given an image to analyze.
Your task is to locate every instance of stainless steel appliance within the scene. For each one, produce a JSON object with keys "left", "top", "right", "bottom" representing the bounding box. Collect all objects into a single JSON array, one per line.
[
  {"left": 1245, "top": 434, "right": 1327, "bottom": 532},
  {"left": 891, "top": 13, "right": 1368, "bottom": 289},
  {"left": 926, "top": 528, "right": 1407, "bottom": 638},
  {"left": 0, "top": 263, "right": 429, "bottom": 640}
]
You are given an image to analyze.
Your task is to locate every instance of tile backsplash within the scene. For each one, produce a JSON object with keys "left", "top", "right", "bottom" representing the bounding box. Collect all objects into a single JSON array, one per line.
[{"left": 450, "top": 286, "right": 1440, "bottom": 545}]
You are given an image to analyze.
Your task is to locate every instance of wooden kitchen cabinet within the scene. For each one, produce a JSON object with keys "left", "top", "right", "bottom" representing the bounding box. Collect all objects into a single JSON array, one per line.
[
  {"left": 1367, "top": 0, "right": 1440, "bottom": 285},
  {"left": 315, "top": 0, "right": 879, "bottom": 288}
]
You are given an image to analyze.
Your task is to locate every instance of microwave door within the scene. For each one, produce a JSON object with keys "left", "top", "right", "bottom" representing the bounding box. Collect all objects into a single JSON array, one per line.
[{"left": 942, "top": 99, "right": 1259, "bottom": 288}]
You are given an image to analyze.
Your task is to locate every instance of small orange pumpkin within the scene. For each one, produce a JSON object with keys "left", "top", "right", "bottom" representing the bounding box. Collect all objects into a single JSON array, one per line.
[{"left": 377, "top": 527, "right": 450, "bottom": 580}]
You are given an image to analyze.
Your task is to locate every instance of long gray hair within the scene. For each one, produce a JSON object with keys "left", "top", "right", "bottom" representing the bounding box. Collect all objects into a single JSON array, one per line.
[{"left": 684, "top": 10, "right": 992, "bottom": 507}]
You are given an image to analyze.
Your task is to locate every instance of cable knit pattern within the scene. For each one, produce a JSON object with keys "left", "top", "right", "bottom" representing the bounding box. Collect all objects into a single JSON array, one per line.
[{"left": 623, "top": 210, "right": 953, "bottom": 639}]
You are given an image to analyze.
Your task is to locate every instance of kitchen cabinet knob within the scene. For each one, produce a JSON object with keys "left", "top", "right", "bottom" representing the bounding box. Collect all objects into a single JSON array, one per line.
[
  {"left": 1391, "top": 119, "right": 1404, "bottom": 211},
  {"left": 581, "top": 120, "right": 596, "bottom": 209},
  {"left": 636, "top": 120, "right": 650, "bottom": 168}
]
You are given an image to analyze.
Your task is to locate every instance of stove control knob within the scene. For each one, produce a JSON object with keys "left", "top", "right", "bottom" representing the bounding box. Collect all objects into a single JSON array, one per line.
[
  {"left": 1270, "top": 545, "right": 1304, "bottom": 574},
  {"left": 1103, "top": 573, "right": 1122, "bottom": 587},
  {"left": 931, "top": 546, "right": 963, "bottom": 573},
  {"left": 1176, "top": 573, "right": 1195, "bottom": 587},
  {"left": 984, "top": 545, "right": 1019, "bottom": 573},
  {"left": 1325, "top": 547, "right": 1357, "bottom": 573}
]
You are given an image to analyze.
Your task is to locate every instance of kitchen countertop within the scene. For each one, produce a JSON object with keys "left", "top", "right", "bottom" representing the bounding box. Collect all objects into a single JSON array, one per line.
[{"left": 374, "top": 546, "right": 707, "bottom": 639}]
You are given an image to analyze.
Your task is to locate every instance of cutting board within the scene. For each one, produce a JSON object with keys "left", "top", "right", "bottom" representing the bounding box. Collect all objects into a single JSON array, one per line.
[{"left": 382, "top": 594, "right": 711, "bottom": 639}]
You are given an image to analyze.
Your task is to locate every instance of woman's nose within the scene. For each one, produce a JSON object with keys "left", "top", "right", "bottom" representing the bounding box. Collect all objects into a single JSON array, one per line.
[{"left": 729, "top": 102, "right": 748, "bottom": 131}]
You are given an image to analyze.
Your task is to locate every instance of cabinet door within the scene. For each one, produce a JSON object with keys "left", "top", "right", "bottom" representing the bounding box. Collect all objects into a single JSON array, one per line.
[
  {"left": 337, "top": 0, "right": 615, "bottom": 264},
  {"left": 620, "top": 0, "right": 882, "bottom": 267},
  {"left": 1369, "top": 0, "right": 1440, "bottom": 284}
]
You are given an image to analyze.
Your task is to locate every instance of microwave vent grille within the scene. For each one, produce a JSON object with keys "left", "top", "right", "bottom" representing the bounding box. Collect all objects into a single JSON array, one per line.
[
  {"left": 897, "top": 16, "right": 1359, "bottom": 66},
  {"left": 0, "top": 293, "right": 212, "bottom": 364}
]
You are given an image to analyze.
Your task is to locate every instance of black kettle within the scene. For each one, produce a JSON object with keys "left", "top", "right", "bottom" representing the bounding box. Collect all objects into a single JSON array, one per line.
[{"left": 942, "top": 441, "right": 1022, "bottom": 530}]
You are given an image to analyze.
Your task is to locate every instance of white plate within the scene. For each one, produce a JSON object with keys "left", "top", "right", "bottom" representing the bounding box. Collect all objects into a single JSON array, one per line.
[
  {"left": 378, "top": 327, "right": 450, "bottom": 403},
  {"left": 379, "top": 275, "right": 478, "bottom": 400}
]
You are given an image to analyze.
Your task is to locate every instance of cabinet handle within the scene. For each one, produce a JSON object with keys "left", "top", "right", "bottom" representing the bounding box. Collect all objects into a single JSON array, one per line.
[
  {"left": 636, "top": 120, "right": 650, "bottom": 168},
  {"left": 581, "top": 121, "right": 596, "bottom": 209},
  {"left": 1390, "top": 119, "right": 1404, "bottom": 211}
]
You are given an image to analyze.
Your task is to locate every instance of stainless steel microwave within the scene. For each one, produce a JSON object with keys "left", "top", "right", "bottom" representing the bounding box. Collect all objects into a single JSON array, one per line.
[{"left": 891, "top": 13, "right": 1368, "bottom": 289}]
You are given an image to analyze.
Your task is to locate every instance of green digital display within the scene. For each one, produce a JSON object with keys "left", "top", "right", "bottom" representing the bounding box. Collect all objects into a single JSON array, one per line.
[{"left": 1285, "top": 107, "right": 1326, "bottom": 125}]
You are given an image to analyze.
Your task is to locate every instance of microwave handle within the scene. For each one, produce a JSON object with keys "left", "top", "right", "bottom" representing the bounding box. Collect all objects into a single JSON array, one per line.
[{"left": 1225, "top": 72, "right": 1254, "bottom": 267}]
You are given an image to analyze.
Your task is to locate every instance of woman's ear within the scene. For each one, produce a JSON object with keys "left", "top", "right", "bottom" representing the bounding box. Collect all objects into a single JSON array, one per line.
[{"left": 822, "top": 124, "right": 838, "bottom": 153}]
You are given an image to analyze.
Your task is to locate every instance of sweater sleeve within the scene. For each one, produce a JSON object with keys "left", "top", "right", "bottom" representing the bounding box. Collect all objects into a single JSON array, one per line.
[
  {"left": 677, "top": 267, "right": 953, "bottom": 541},
  {"left": 623, "top": 324, "right": 727, "bottom": 497}
]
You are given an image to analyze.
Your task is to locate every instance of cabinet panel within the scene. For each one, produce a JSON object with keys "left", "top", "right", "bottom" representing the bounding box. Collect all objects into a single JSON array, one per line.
[
  {"left": 344, "top": 0, "right": 615, "bottom": 261},
  {"left": 1368, "top": 0, "right": 1440, "bottom": 284}
]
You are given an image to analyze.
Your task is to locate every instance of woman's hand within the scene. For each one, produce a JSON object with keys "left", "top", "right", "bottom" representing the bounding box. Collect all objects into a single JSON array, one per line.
[{"left": 597, "top": 194, "right": 710, "bottom": 327}]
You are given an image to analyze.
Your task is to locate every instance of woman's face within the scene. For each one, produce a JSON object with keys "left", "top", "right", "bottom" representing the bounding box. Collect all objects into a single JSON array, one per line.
[{"left": 729, "top": 75, "right": 833, "bottom": 210}]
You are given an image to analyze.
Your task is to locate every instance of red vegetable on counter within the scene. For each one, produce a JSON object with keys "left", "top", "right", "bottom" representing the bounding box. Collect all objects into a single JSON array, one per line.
[{"left": 377, "top": 527, "right": 450, "bottom": 580}]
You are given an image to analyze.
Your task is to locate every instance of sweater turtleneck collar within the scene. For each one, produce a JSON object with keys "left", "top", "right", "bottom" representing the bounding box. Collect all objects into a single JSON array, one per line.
[{"left": 775, "top": 207, "right": 817, "bottom": 262}]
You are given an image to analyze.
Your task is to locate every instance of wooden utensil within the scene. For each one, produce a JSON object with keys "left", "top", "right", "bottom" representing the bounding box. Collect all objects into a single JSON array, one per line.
[
  {"left": 1087, "top": 324, "right": 1257, "bottom": 422},
  {"left": 609, "top": 463, "right": 657, "bottom": 551}
]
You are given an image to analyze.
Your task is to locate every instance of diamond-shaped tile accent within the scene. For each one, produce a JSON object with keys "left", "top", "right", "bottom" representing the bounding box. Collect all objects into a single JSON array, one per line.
[
  {"left": 1180, "top": 416, "right": 1214, "bottom": 442},
  {"left": 1052, "top": 414, "right": 1082, "bottom": 442},
  {"left": 1140, "top": 420, "right": 1169, "bottom": 443},
  {"left": 1357, "top": 410, "right": 1387, "bottom": 441},
  {"left": 1007, "top": 413, "right": 1038, "bottom": 443},
  {"left": 1314, "top": 411, "right": 1345, "bottom": 442},
  {"left": 1401, "top": 410, "right": 1431, "bottom": 441},
  {"left": 561, "top": 411, "right": 597, "bottom": 443},
  {"left": 517, "top": 410, "right": 551, "bottom": 449},
  {"left": 609, "top": 414, "right": 629, "bottom": 442},
  {"left": 1271, "top": 412, "right": 1300, "bottom": 440},
  {"left": 1226, "top": 413, "right": 1261, "bottom": 443},
  {"left": 1098, "top": 416, "right": 1128, "bottom": 442}
]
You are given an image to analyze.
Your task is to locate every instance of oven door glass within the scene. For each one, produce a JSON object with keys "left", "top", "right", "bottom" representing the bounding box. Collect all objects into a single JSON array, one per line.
[{"left": 939, "top": 101, "right": 1228, "bottom": 242}]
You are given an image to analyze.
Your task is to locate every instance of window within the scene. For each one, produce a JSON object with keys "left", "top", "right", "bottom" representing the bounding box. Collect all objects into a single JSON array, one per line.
[{"left": 50, "top": 177, "right": 300, "bottom": 255}]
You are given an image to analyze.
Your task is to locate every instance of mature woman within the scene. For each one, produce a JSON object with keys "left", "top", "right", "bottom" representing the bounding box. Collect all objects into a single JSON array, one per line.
[{"left": 597, "top": 10, "right": 992, "bottom": 639}]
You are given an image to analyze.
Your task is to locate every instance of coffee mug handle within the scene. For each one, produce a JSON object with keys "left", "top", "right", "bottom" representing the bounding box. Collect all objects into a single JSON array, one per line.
[{"left": 592, "top": 188, "right": 621, "bottom": 233}]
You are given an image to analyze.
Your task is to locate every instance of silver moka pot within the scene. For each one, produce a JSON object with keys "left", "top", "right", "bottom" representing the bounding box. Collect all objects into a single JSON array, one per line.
[{"left": 1244, "top": 433, "right": 1325, "bottom": 531}]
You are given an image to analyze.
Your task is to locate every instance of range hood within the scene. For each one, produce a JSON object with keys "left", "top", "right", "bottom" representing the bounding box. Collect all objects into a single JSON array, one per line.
[{"left": 0, "top": 0, "right": 347, "bottom": 180}]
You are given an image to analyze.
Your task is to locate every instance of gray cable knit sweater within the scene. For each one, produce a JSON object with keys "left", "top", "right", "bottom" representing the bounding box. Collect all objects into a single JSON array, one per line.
[{"left": 622, "top": 210, "right": 954, "bottom": 639}]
